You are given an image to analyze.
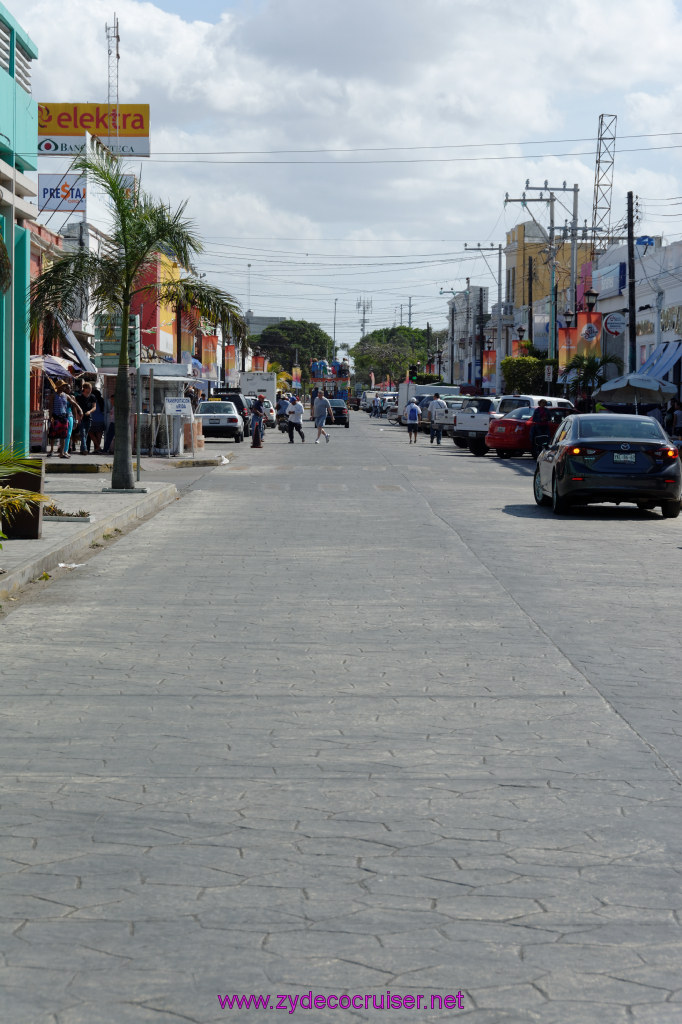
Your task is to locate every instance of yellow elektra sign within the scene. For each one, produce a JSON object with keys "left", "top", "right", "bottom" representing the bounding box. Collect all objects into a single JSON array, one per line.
[{"left": 38, "top": 103, "right": 150, "bottom": 157}]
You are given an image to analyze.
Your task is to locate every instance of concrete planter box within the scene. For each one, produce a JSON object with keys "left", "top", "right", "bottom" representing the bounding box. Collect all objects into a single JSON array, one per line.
[{"left": 1, "top": 461, "right": 45, "bottom": 539}]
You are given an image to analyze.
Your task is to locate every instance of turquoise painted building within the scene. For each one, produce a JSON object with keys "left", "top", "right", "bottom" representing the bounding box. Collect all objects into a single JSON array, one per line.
[{"left": 0, "top": 3, "right": 37, "bottom": 452}]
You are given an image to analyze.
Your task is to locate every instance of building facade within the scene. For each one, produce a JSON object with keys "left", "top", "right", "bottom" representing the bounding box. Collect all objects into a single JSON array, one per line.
[{"left": 0, "top": 3, "right": 38, "bottom": 450}]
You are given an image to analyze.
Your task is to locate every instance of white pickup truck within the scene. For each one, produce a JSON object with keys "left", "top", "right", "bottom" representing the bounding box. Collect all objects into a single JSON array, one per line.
[{"left": 453, "top": 394, "right": 575, "bottom": 455}]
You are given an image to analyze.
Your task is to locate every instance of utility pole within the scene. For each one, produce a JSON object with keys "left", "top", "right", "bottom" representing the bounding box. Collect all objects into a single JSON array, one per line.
[
  {"left": 465, "top": 243, "right": 502, "bottom": 391},
  {"left": 408, "top": 297, "right": 412, "bottom": 328},
  {"left": 523, "top": 181, "right": 579, "bottom": 356},
  {"left": 627, "top": 191, "right": 637, "bottom": 372},
  {"left": 333, "top": 298, "right": 337, "bottom": 359}
]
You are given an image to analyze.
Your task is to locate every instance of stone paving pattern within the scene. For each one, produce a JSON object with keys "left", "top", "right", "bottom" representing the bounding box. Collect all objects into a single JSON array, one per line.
[{"left": 2, "top": 415, "right": 682, "bottom": 1023}]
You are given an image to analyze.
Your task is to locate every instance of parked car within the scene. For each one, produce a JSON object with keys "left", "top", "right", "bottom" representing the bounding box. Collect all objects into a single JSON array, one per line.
[
  {"left": 347, "top": 395, "right": 361, "bottom": 410},
  {"left": 194, "top": 401, "right": 244, "bottom": 442},
  {"left": 326, "top": 399, "right": 350, "bottom": 427},
  {"left": 485, "top": 406, "right": 571, "bottom": 458},
  {"left": 211, "top": 391, "right": 252, "bottom": 436},
  {"left": 454, "top": 395, "right": 575, "bottom": 455},
  {"left": 533, "top": 413, "right": 682, "bottom": 517}
]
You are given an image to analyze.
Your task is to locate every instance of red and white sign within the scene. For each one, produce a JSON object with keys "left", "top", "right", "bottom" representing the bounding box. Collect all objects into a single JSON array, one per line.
[{"left": 604, "top": 312, "right": 627, "bottom": 336}]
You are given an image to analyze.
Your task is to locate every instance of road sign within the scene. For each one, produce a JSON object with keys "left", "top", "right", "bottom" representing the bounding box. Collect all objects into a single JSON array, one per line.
[
  {"left": 164, "top": 397, "right": 193, "bottom": 418},
  {"left": 544, "top": 364, "right": 553, "bottom": 383},
  {"left": 604, "top": 312, "right": 627, "bottom": 336}
]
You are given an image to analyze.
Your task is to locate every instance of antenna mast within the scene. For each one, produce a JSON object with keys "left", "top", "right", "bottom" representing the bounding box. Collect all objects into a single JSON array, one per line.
[
  {"left": 591, "top": 114, "right": 617, "bottom": 259},
  {"left": 356, "top": 296, "right": 372, "bottom": 337},
  {"left": 105, "top": 14, "right": 120, "bottom": 151}
]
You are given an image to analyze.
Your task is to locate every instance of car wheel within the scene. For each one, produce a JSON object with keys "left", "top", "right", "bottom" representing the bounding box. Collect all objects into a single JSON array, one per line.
[
  {"left": 552, "top": 473, "right": 570, "bottom": 515},
  {"left": 495, "top": 449, "right": 510, "bottom": 459},
  {"left": 533, "top": 466, "right": 551, "bottom": 506},
  {"left": 661, "top": 499, "right": 681, "bottom": 518},
  {"left": 469, "top": 441, "right": 488, "bottom": 457}
]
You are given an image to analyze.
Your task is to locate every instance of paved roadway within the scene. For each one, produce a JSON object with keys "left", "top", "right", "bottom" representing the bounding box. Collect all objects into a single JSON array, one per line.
[{"left": 2, "top": 413, "right": 682, "bottom": 1024}]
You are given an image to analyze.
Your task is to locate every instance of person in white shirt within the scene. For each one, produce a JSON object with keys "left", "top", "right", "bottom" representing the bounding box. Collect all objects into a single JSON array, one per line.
[
  {"left": 286, "top": 397, "right": 305, "bottom": 443},
  {"left": 427, "top": 393, "right": 447, "bottom": 445}
]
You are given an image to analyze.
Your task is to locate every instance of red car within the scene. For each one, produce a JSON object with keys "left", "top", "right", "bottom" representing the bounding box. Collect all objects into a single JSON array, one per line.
[{"left": 485, "top": 406, "right": 572, "bottom": 458}]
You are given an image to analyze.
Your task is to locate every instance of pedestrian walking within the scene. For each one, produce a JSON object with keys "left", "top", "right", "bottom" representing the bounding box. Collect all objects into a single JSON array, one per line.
[
  {"left": 286, "top": 395, "right": 305, "bottom": 443},
  {"left": 313, "top": 391, "right": 333, "bottom": 443},
  {"left": 405, "top": 396, "right": 421, "bottom": 443},
  {"left": 372, "top": 395, "right": 381, "bottom": 418},
  {"left": 427, "top": 393, "right": 447, "bottom": 445},
  {"left": 310, "top": 386, "right": 318, "bottom": 421}
]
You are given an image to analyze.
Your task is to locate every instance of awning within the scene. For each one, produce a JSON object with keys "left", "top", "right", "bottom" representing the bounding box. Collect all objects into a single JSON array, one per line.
[
  {"left": 642, "top": 340, "right": 682, "bottom": 379},
  {"left": 97, "top": 368, "right": 197, "bottom": 382},
  {"left": 639, "top": 343, "right": 666, "bottom": 375},
  {"left": 57, "top": 315, "right": 97, "bottom": 373}
]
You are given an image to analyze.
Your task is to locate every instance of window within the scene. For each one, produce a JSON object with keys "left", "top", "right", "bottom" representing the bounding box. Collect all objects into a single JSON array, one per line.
[
  {"left": 0, "top": 22, "right": 9, "bottom": 74},
  {"left": 15, "top": 43, "right": 32, "bottom": 94}
]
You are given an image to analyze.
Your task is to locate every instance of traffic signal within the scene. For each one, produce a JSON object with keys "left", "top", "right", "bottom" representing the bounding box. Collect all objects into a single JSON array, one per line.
[{"left": 409, "top": 364, "right": 418, "bottom": 382}]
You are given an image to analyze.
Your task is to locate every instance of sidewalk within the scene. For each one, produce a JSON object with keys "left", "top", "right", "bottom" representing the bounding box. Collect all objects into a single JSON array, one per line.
[{"left": 0, "top": 444, "right": 236, "bottom": 601}]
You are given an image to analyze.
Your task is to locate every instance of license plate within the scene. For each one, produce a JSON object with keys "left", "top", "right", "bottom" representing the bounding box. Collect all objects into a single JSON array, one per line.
[
  {"left": 209, "top": 417, "right": 221, "bottom": 424},
  {"left": 468, "top": 431, "right": 477, "bottom": 437},
  {"left": 614, "top": 453, "right": 636, "bottom": 463}
]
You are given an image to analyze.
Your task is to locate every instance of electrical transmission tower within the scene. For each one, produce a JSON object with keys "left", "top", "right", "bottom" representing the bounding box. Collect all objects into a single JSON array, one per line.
[
  {"left": 356, "top": 296, "right": 372, "bottom": 337},
  {"left": 105, "top": 14, "right": 120, "bottom": 150},
  {"left": 591, "top": 114, "right": 617, "bottom": 259}
]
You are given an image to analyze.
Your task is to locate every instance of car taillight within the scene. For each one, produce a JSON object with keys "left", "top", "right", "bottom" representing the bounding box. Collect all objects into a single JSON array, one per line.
[
  {"left": 227, "top": 417, "right": 238, "bottom": 423},
  {"left": 666, "top": 448, "right": 678, "bottom": 459}
]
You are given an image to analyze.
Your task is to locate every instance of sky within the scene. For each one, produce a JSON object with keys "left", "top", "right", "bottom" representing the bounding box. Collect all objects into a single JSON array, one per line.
[{"left": 17, "top": 0, "right": 682, "bottom": 350}]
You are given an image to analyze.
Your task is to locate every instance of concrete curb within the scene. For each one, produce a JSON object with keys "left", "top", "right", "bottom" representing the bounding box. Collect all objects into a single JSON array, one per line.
[{"left": 0, "top": 483, "right": 177, "bottom": 601}]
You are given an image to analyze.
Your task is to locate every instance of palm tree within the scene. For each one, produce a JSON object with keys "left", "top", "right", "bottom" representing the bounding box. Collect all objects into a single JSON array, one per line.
[
  {"left": 561, "top": 353, "right": 624, "bottom": 407},
  {"left": 31, "top": 150, "right": 246, "bottom": 490}
]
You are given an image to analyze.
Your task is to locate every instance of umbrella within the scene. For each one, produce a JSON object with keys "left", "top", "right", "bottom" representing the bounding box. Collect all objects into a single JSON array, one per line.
[
  {"left": 29, "top": 354, "right": 76, "bottom": 378},
  {"left": 593, "top": 373, "right": 677, "bottom": 411}
]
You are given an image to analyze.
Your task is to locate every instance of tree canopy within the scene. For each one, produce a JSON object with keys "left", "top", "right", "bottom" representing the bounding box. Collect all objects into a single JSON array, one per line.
[
  {"left": 349, "top": 326, "right": 431, "bottom": 385},
  {"left": 256, "top": 320, "right": 334, "bottom": 386}
]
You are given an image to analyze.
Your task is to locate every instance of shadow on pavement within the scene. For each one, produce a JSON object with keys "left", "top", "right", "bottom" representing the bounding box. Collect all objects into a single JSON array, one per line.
[{"left": 503, "top": 502, "right": 662, "bottom": 521}]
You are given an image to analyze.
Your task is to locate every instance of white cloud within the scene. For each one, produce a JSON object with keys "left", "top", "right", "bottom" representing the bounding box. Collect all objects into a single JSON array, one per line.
[{"left": 19, "top": 0, "right": 682, "bottom": 345}]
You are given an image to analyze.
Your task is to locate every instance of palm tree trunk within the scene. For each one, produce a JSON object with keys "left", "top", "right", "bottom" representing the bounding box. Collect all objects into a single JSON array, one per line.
[{"left": 111, "top": 300, "right": 135, "bottom": 490}]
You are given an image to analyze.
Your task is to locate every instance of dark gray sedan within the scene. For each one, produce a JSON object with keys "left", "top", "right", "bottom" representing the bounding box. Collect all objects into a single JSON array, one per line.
[{"left": 533, "top": 414, "right": 681, "bottom": 517}]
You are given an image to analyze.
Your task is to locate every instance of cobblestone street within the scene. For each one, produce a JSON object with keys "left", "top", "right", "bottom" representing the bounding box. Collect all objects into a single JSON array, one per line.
[{"left": 3, "top": 414, "right": 682, "bottom": 1023}]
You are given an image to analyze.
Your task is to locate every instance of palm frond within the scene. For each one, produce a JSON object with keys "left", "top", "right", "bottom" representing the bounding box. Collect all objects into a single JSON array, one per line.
[
  {"left": 0, "top": 486, "right": 50, "bottom": 522},
  {"left": 0, "top": 445, "right": 43, "bottom": 483},
  {"left": 157, "top": 276, "right": 246, "bottom": 338}
]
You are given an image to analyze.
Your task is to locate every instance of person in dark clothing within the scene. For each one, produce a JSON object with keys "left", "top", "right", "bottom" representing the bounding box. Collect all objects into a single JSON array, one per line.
[
  {"left": 76, "top": 383, "right": 97, "bottom": 454},
  {"left": 530, "top": 399, "right": 551, "bottom": 453},
  {"left": 250, "top": 394, "right": 265, "bottom": 448}
]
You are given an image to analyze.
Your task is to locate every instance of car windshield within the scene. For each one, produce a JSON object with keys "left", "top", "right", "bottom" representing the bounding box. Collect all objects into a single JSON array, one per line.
[
  {"left": 329, "top": 400, "right": 347, "bottom": 407},
  {"left": 503, "top": 407, "right": 533, "bottom": 421},
  {"left": 196, "top": 402, "right": 235, "bottom": 414},
  {"left": 577, "top": 415, "right": 667, "bottom": 440}
]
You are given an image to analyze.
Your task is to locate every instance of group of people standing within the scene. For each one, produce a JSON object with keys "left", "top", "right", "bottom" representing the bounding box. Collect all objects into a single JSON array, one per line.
[{"left": 47, "top": 381, "right": 113, "bottom": 459}]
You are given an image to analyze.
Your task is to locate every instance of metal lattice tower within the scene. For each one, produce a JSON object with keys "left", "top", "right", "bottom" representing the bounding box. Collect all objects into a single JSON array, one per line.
[
  {"left": 356, "top": 296, "right": 372, "bottom": 336},
  {"left": 591, "top": 114, "right": 617, "bottom": 259},
  {"left": 105, "top": 14, "right": 120, "bottom": 148}
]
